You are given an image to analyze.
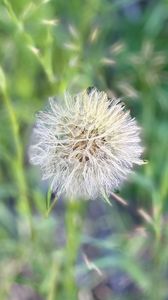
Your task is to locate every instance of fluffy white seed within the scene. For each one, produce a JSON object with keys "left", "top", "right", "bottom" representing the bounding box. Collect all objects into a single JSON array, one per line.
[{"left": 29, "top": 88, "right": 143, "bottom": 199}]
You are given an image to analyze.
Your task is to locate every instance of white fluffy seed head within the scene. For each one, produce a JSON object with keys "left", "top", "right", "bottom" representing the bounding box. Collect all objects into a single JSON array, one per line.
[{"left": 29, "top": 88, "right": 144, "bottom": 199}]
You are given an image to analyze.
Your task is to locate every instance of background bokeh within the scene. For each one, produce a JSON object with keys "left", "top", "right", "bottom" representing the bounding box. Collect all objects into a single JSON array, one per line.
[{"left": 0, "top": 0, "right": 168, "bottom": 299}]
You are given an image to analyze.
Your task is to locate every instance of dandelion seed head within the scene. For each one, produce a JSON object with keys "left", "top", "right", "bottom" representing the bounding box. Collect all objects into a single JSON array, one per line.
[{"left": 29, "top": 88, "right": 143, "bottom": 199}]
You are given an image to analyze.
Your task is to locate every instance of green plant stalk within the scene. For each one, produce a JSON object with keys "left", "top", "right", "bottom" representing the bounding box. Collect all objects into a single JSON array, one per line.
[
  {"left": 2, "top": 89, "right": 33, "bottom": 234},
  {"left": 47, "top": 253, "right": 62, "bottom": 300},
  {"left": 64, "top": 199, "right": 85, "bottom": 300},
  {"left": 139, "top": 82, "right": 165, "bottom": 299}
]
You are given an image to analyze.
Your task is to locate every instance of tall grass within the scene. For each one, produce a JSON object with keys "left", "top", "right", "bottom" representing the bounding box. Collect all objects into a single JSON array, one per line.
[{"left": 0, "top": 0, "right": 168, "bottom": 299}]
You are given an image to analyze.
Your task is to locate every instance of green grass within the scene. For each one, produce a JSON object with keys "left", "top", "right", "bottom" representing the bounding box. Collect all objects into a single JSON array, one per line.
[{"left": 0, "top": 0, "right": 168, "bottom": 299}]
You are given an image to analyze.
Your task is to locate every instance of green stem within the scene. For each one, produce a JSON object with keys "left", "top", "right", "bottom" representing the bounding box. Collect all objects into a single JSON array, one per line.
[
  {"left": 2, "top": 88, "right": 33, "bottom": 235},
  {"left": 64, "top": 199, "right": 85, "bottom": 300},
  {"left": 47, "top": 253, "right": 62, "bottom": 300}
]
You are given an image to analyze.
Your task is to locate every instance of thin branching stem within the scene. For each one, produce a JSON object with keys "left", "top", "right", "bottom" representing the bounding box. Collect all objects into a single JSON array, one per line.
[{"left": 2, "top": 87, "right": 33, "bottom": 236}]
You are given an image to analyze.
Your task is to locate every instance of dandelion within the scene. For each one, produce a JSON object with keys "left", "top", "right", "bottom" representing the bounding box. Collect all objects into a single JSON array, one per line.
[{"left": 29, "top": 88, "right": 143, "bottom": 199}]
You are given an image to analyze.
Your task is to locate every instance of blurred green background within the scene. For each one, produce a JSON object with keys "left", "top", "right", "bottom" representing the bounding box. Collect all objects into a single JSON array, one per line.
[{"left": 0, "top": 0, "right": 168, "bottom": 299}]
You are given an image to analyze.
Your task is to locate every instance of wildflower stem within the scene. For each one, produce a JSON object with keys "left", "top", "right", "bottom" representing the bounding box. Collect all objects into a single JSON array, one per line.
[
  {"left": 47, "top": 253, "right": 62, "bottom": 300},
  {"left": 64, "top": 199, "right": 85, "bottom": 300},
  {"left": 1, "top": 87, "right": 33, "bottom": 236}
]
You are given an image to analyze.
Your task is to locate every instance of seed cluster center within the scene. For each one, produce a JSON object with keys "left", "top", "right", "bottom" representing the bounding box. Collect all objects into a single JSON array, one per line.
[{"left": 70, "top": 127, "right": 104, "bottom": 163}]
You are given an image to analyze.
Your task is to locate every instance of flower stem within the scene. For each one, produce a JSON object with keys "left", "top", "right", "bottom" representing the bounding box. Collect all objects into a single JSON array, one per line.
[
  {"left": 2, "top": 87, "right": 33, "bottom": 236},
  {"left": 64, "top": 199, "right": 85, "bottom": 300}
]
